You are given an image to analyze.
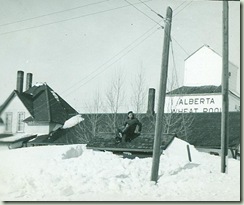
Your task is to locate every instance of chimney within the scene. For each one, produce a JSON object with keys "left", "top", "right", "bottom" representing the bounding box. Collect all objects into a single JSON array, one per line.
[
  {"left": 147, "top": 88, "right": 155, "bottom": 115},
  {"left": 16, "top": 70, "right": 24, "bottom": 93},
  {"left": 26, "top": 73, "right": 33, "bottom": 91}
]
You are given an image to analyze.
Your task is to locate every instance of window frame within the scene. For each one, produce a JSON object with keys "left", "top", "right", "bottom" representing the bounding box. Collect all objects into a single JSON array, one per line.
[
  {"left": 17, "top": 112, "right": 25, "bottom": 133},
  {"left": 5, "top": 112, "right": 13, "bottom": 133}
]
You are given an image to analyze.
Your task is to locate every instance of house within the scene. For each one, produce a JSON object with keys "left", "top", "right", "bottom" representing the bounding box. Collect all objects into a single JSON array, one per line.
[
  {"left": 165, "top": 85, "right": 240, "bottom": 113},
  {"left": 0, "top": 70, "right": 78, "bottom": 148},
  {"left": 183, "top": 45, "right": 240, "bottom": 95},
  {"left": 165, "top": 45, "right": 240, "bottom": 114}
]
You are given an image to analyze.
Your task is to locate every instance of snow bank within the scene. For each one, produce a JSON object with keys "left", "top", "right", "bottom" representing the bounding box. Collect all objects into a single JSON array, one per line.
[
  {"left": 62, "top": 114, "right": 84, "bottom": 129},
  {"left": 0, "top": 138, "right": 240, "bottom": 201}
]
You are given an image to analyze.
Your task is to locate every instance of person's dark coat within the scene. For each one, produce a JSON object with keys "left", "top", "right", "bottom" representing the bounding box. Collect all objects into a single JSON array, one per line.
[{"left": 122, "top": 118, "right": 142, "bottom": 135}]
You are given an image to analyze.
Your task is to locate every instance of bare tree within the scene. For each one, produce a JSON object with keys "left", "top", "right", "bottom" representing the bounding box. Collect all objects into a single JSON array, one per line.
[
  {"left": 87, "top": 91, "right": 103, "bottom": 137},
  {"left": 130, "top": 67, "right": 147, "bottom": 115},
  {"left": 163, "top": 65, "right": 195, "bottom": 140},
  {"left": 83, "top": 90, "right": 104, "bottom": 138},
  {"left": 104, "top": 69, "right": 126, "bottom": 132}
]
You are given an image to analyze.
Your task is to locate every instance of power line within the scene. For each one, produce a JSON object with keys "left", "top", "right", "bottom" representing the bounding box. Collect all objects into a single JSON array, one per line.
[
  {"left": 27, "top": 24, "right": 161, "bottom": 116},
  {"left": 173, "top": 1, "right": 188, "bottom": 12},
  {"left": 0, "top": 0, "right": 152, "bottom": 36},
  {"left": 0, "top": 0, "right": 109, "bottom": 27},
  {"left": 64, "top": 27, "right": 160, "bottom": 97},
  {"left": 138, "top": 0, "right": 165, "bottom": 20},
  {"left": 171, "top": 35, "right": 189, "bottom": 56},
  {"left": 173, "top": 1, "right": 193, "bottom": 17},
  {"left": 60, "top": 23, "right": 162, "bottom": 96},
  {"left": 31, "top": 27, "right": 160, "bottom": 116},
  {"left": 170, "top": 40, "right": 180, "bottom": 88},
  {"left": 124, "top": 0, "right": 164, "bottom": 28}
]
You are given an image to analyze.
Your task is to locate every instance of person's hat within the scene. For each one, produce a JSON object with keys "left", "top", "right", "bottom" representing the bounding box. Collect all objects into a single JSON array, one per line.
[{"left": 127, "top": 111, "right": 133, "bottom": 115}]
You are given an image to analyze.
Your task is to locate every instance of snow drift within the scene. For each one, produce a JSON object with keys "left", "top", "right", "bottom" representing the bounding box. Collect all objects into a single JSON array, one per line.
[{"left": 0, "top": 137, "right": 240, "bottom": 201}]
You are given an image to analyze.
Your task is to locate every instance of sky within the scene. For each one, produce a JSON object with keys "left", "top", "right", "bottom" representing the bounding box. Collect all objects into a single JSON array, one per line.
[
  {"left": 0, "top": 137, "right": 240, "bottom": 201},
  {"left": 0, "top": 0, "right": 240, "bottom": 113}
]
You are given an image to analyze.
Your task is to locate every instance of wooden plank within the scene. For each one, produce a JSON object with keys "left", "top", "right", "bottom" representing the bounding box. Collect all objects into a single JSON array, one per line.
[{"left": 92, "top": 147, "right": 153, "bottom": 153}]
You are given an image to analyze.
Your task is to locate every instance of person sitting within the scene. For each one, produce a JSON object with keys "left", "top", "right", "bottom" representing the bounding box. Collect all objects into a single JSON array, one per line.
[{"left": 115, "top": 111, "right": 142, "bottom": 143}]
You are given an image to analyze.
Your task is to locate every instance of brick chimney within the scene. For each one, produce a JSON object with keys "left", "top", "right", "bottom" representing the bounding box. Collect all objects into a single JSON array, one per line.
[
  {"left": 26, "top": 73, "right": 33, "bottom": 91},
  {"left": 147, "top": 88, "right": 155, "bottom": 115},
  {"left": 16, "top": 70, "right": 24, "bottom": 93}
]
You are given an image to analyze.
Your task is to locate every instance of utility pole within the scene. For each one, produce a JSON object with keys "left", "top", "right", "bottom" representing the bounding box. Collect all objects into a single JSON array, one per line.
[
  {"left": 151, "top": 6, "right": 172, "bottom": 182},
  {"left": 221, "top": 0, "right": 229, "bottom": 173}
]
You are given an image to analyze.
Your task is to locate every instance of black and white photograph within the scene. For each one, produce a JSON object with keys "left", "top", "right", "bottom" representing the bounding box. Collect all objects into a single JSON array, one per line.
[{"left": 0, "top": 0, "right": 241, "bottom": 201}]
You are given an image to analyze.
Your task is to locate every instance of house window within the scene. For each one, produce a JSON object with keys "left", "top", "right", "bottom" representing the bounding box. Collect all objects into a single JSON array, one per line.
[
  {"left": 5, "top": 112, "right": 13, "bottom": 133},
  {"left": 17, "top": 112, "right": 25, "bottom": 132}
]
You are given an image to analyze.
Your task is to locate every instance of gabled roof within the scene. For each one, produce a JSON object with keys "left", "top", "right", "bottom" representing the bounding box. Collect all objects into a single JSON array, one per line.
[
  {"left": 15, "top": 91, "right": 34, "bottom": 115},
  {"left": 167, "top": 85, "right": 221, "bottom": 95},
  {"left": 167, "top": 85, "right": 240, "bottom": 98},
  {"left": 0, "top": 91, "right": 16, "bottom": 115},
  {"left": 184, "top": 45, "right": 239, "bottom": 68},
  {"left": 0, "top": 84, "right": 78, "bottom": 124},
  {"left": 184, "top": 45, "right": 218, "bottom": 61}
]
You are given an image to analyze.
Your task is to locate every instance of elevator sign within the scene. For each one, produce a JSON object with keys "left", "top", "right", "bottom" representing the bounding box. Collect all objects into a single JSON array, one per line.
[{"left": 165, "top": 95, "right": 222, "bottom": 113}]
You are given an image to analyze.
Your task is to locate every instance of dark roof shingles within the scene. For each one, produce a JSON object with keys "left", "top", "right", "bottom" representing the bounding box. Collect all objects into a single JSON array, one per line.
[
  {"left": 86, "top": 133, "right": 175, "bottom": 153},
  {"left": 167, "top": 85, "right": 221, "bottom": 95}
]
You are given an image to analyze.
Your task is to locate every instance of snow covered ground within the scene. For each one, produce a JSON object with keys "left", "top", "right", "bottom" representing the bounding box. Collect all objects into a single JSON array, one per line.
[{"left": 0, "top": 138, "right": 240, "bottom": 201}]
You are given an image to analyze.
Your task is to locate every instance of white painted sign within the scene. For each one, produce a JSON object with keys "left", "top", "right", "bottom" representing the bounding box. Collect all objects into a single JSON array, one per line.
[{"left": 165, "top": 95, "right": 222, "bottom": 113}]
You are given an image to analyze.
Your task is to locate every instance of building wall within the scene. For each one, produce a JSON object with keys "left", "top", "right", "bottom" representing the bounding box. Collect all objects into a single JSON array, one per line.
[
  {"left": 184, "top": 45, "right": 239, "bottom": 94},
  {"left": 229, "top": 62, "right": 240, "bottom": 95},
  {"left": 0, "top": 95, "right": 30, "bottom": 134},
  {"left": 229, "top": 93, "right": 240, "bottom": 112},
  {"left": 165, "top": 93, "right": 240, "bottom": 113},
  {"left": 184, "top": 46, "right": 222, "bottom": 86},
  {"left": 25, "top": 123, "right": 50, "bottom": 135},
  {"left": 0, "top": 124, "right": 4, "bottom": 133},
  {"left": 0, "top": 94, "right": 50, "bottom": 135}
]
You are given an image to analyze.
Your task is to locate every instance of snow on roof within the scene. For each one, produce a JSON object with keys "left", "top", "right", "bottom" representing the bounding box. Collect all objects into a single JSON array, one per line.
[
  {"left": 34, "top": 82, "right": 45, "bottom": 87},
  {"left": 51, "top": 90, "right": 59, "bottom": 102},
  {"left": 62, "top": 114, "right": 84, "bottom": 129}
]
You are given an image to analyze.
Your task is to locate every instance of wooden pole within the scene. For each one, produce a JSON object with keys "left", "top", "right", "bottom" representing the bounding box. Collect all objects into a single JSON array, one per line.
[
  {"left": 221, "top": 0, "right": 229, "bottom": 173},
  {"left": 151, "top": 6, "right": 172, "bottom": 182},
  {"left": 187, "top": 145, "right": 192, "bottom": 162}
]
